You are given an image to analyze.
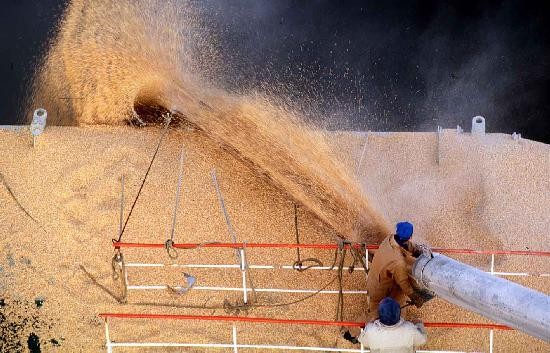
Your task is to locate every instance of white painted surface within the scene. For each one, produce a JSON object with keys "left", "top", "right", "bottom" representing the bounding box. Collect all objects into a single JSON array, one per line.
[
  {"left": 127, "top": 284, "right": 368, "bottom": 294},
  {"left": 106, "top": 341, "right": 466, "bottom": 353}
]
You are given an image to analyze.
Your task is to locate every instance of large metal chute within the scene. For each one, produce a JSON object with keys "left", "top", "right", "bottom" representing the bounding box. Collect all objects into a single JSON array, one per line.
[{"left": 412, "top": 253, "right": 550, "bottom": 342}]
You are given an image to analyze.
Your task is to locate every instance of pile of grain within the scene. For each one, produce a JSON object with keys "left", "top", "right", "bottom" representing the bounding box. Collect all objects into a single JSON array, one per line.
[{"left": 0, "top": 126, "right": 548, "bottom": 351}]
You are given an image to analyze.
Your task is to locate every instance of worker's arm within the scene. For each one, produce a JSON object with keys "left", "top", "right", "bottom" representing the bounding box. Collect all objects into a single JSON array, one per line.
[
  {"left": 409, "top": 242, "right": 422, "bottom": 258},
  {"left": 410, "top": 242, "right": 433, "bottom": 259},
  {"left": 356, "top": 324, "right": 372, "bottom": 347},
  {"left": 392, "top": 262, "right": 415, "bottom": 296}
]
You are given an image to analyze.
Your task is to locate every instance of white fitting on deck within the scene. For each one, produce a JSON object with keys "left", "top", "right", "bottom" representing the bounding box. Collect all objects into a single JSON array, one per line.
[{"left": 471, "top": 116, "right": 485, "bottom": 135}]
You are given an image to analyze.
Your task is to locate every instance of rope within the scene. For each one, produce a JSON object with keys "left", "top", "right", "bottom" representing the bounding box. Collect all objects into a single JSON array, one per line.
[
  {"left": 291, "top": 203, "right": 323, "bottom": 271},
  {"left": 210, "top": 169, "right": 241, "bottom": 262},
  {"left": 132, "top": 273, "right": 339, "bottom": 315},
  {"left": 164, "top": 240, "right": 178, "bottom": 259},
  {"left": 113, "top": 113, "right": 172, "bottom": 244},
  {"left": 349, "top": 244, "right": 369, "bottom": 274},
  {"left": 224, "top": 246, "right": 341, "bottom": 314},
  {"left": 111, "top": 252, "right": 128, "bottom": 304},
  {"left": 0, "top": 171, "right": 47, "bottom": 233},
  {"left": 327, "top": 244, "right": 347, "bottom": 349},
  {"left": 223, "top": 274, "right": 339, "bottom": 314},
  {"left": 118, "top": 175, "right": 125, "bottom": 239},
  {"left": 333, "top": 243, "right": 346, "bottom": 340},
  {"left": 141, "top": 246, "right": 342, "bottom": 315},
  {"left": 335, "top": 249, "right": 345, "bottom": 322},
  {"left": 135, "top": 301, "right": 222, "bottom": 311},
  {"left": 242, "top": 243, "right": 258, "bottom": 303},
  {"left": 120, "top": 243, "right": 359, "bottom": 325},
  {"left": 165, "top": 143, "right": 186, "bottom": 259},
  {"left": 164, "top": 240, "right": 224, "bottom": 257}
]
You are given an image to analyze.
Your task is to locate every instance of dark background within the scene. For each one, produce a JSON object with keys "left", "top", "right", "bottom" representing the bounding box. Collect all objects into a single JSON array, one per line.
[{"left": 1, "top": 0, "right": 549, "bottom": 143}]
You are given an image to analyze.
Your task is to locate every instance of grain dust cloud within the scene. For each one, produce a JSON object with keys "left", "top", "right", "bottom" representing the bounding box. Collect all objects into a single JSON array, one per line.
[{"left": 30, "top": 0, "right": 391, "bottom": 242}]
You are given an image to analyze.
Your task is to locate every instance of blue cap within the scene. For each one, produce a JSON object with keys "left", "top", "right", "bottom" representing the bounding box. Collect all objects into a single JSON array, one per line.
[
  {"left": 395, "top": 221, "right": 414, "bottom": 242},
  {"left": 378, "top": 297, "right": 401, "bottom": 326}
]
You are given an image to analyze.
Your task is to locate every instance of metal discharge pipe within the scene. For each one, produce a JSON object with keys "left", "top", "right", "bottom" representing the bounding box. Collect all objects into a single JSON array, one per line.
[{"left": 412, "top": 254, "right": 550, "bottom": 342}]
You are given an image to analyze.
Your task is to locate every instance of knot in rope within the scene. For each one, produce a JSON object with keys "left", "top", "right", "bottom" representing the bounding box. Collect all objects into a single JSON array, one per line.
[
  {"left": 111, "top": 251, "right": 124, "bottom": 281},
  {"left": 111, "top": 251, "right": 128, "bottom": 304},
  {"left": 223, "top": 299, "right": 251, "bottom": 316},
  {"left": 164, "top": 239, "right": 178, "bottom": 259}
]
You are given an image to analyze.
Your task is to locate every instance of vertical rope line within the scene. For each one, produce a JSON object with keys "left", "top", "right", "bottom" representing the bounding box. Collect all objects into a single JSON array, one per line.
[
  {"left": 211, "top": 169, "right": 241, "bottom": 262},
  {"left": 115, "top": 115, "right": 172, "bottom": 243},
  {"left": 119, "top": 175, "right": 124, "bottom": 239},
  {"left": 294, "top": 203, "right": 301, "bottom": 266},
  {"left": 170, "top": 144, "right": 186, "bottom": 242}
]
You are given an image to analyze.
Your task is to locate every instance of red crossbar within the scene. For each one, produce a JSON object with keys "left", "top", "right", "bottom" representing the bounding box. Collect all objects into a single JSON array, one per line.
[
  {"left": 433, "top": 248, "right": 550, "bottom": 256},
  {"left": 98, "top": 313, "right": 512, "bottom": 330},
  {"left": 112, "top": 241, "right": 550, "bottom": 256},
  {"left": 112, "top": 242, "right": 369, "bottom": 250}
]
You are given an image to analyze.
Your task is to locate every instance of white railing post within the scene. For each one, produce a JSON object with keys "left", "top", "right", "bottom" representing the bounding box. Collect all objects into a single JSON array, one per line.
[
  {"left": 104, "top": 319, "right": 112, "bottom": 353},
  {"left": 240, "top": 248, "right": 248, "bottom": 304},
  {"left": 232, "top": 324, "right": 239, "bottom": 353}
]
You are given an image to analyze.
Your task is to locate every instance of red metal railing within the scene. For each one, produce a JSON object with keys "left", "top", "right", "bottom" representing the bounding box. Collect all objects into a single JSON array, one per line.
[
  {"left": 112, "top": 241, "right": 550, "bottom": 256},
  {"left": 98, "top": 313, "right": 512, "bottom": 330}
]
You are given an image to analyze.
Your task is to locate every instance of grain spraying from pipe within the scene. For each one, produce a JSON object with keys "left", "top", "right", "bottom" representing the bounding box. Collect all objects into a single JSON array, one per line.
[{"left": 30, "top": 0, "right": 391, "bottom": 242}]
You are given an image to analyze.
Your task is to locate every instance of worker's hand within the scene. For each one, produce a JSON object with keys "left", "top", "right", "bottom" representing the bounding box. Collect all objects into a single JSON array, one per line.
[
  {"left": 342, "top": 330, "right": 359, "bottom": 344},
  {"left": 409, "top": 288, "right": 436, "bottom": 308},
  {"left": 408, "top": 292, "right": 426, "bottom": 308},
  {"left": 415, "top": 244, "right": 433, "bottom": 259}
]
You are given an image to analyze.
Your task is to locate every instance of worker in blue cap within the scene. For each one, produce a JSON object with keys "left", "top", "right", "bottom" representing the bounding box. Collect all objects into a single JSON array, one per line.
[
  {"left": 364, "top": 221, "right": 431, "bottom": 320},
  {"left": 343, "top": 297, "right": 428, "bottom": 352}
]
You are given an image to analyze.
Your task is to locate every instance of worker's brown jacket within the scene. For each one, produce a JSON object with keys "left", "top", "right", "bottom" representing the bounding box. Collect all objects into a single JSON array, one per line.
[{"left": 366, "top": 234, "right": 419, "bottom": 303}]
